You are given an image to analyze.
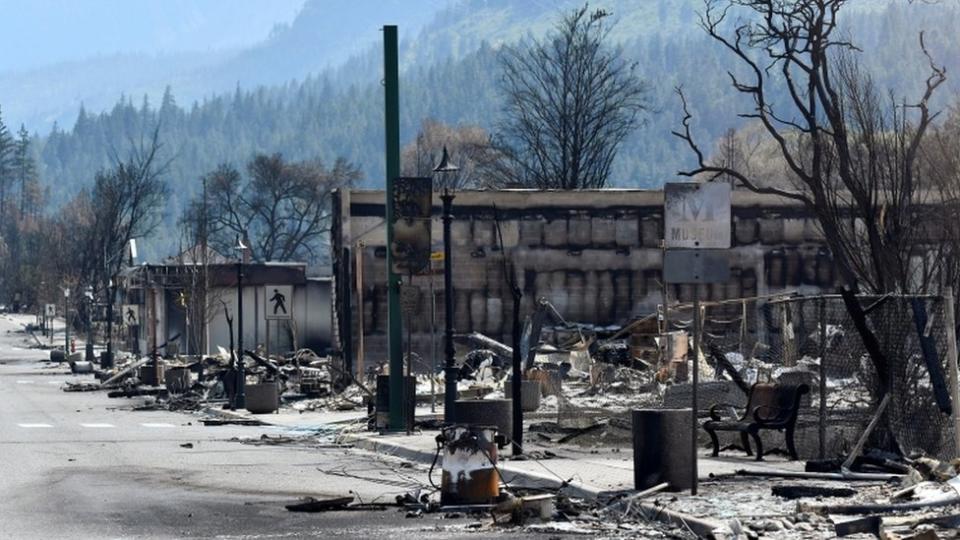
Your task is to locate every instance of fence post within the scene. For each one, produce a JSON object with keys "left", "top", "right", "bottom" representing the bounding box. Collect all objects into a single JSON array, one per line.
[
  {"left": 739, "top": 299, "right": 747, "bottom": 360},
  {"left": 782, "top": 302, "right": 796, "bottom": 367},
  {"left": 818, "top": 297, "right": 827, "bottom": 460},
  {"left": 943, "top": 287, "right": 960, "bottom": 457}
]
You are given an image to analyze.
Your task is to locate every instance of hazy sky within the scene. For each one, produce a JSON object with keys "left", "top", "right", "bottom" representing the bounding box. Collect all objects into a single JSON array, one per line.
[{"left": 0, "top": 0, "right": 307, "bottom": 73}]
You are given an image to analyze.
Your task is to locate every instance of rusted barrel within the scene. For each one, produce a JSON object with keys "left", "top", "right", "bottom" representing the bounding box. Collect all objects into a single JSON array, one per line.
[
  {"left": 440, "top": 424, "right": 500, "bottom": 506},
  {"left": 138, "top": 363, "right": 165, "bottom": 386},
  {"left": 504, "top": 379, "right": 541, "bottom": 411}
]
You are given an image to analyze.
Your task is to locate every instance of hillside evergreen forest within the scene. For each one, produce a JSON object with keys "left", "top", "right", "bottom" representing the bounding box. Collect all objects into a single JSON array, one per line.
[{"left": 3, "top": 0, "right": 960, "bottom": 262}]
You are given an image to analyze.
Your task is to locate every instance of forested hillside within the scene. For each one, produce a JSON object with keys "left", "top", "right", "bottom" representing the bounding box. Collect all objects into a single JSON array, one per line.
[{"left": 14, "top": 0, "right": 960, "bottom": 257}]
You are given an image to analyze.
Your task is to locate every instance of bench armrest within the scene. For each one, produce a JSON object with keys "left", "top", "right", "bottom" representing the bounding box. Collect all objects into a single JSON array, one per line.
[
  {"left": 752, "top": 405, "right": 789, "bottom": 423},
  {"left": 709, "top": 402, "right": 740, "bottom": 421}
]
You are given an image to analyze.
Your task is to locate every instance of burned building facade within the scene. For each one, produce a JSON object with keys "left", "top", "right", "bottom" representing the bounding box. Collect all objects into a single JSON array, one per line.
[{"left": 331, "top": 189, "right": 835, "bottom": 373}]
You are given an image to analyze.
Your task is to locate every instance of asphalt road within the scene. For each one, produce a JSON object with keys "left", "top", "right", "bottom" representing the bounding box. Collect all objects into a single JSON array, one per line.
[{"left": 0, "top": 315, "right": 558, "bottom": 540}]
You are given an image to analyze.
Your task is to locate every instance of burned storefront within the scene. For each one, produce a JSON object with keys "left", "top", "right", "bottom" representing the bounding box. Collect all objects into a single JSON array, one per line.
[
  {"left": 120, "top": 256, "right": 332, "bottom": 358},
  {"left": 330, "top": 188, "right": 836, "bottom": 376}
]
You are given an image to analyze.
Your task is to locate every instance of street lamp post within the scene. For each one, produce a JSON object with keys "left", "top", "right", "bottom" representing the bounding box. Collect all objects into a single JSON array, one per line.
[
  {"left": 63, "top": 288, "right": 70, "bottom": 354},
  {"left": 40, "top": 280, "right": 46, "bottom": 337},
  {"left": 234, "top": 235, "right": 248, "bottom": 410},
  {"left": 104, "top": 279, "right": 115, "bottom": 369},
  {"left": 84, "top": 285, "right": 95, "bottom": 363},
  {"left": 433, "top": 146, "right": 459, "bottom": 423}
]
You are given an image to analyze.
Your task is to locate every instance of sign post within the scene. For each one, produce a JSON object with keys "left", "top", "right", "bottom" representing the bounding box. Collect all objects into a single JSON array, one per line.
[
  {"left": 44, "top": 303, "right": 55, "bottom": 341},
  {"left": 663, "top": 182, "right": 731, "bottom": 496},
  {"left": 264, "top": 285, "right": 293, "bottom": 359}
]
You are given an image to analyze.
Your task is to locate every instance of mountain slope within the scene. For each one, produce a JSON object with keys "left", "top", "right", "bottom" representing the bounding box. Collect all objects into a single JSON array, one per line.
[
  {"left": 0, "top": 0, "right": 449, "bottom": 131},
  {"left": 20, "top": 0, "right": 960, "bottom": 258}
]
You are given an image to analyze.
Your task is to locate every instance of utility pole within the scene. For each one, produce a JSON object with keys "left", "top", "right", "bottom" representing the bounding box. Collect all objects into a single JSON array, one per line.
[
  {"left": 234, "top": 235, "right": 247, "bottom": 410},
  {"left": 383, "top": 25, "right": 404, "bottom": 430},
  {"left": 201, "top": 175, "right": 209, "bottom": 367}
]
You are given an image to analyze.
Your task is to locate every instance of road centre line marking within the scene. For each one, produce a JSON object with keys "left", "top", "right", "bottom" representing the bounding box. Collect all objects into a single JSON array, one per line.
[
  {"left": 18, "top": 423, "right": 53, "bottom": 428},
  {"left": 16, "top": 380, "right": 34, "bottom": 384},
  {"left": 140, "top": 423, "right": 176, "bottom": 428},
  {"left": 48, "top": 381, "right": 63, "bottom": 385},
  {"left": 80, "top": 423, "right": 115, "bottom": 428}
]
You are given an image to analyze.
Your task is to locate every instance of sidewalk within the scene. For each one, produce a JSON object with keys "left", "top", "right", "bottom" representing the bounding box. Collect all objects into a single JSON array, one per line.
[
  {"left": 337, "top": 430, "right": 806, "bottom": 500},
  {"left": 212, "top": 403, "right": 806, "bottom": 502}
]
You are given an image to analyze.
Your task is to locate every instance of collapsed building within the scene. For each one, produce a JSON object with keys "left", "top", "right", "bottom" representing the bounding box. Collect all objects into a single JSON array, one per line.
[
  {"left": 330, "top": 188, "right": 836, "bottom": 375},
  {"left": 119, "top": 257, "right": 332, "bottom": 357}
]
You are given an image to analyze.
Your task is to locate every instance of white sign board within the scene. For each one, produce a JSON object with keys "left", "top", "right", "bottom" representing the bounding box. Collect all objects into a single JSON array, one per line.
[
  {"left": 664, "top": 182, "right": 731, "bottom": 249},
  {"left": 122, "top": 304, "right": 140, "bottom": 326},
  {"left": 45, "top": 303, "right": 56, "bottom": 317},
  {"left": 264, "top": 285, "right": 293, "bottom": 320}
]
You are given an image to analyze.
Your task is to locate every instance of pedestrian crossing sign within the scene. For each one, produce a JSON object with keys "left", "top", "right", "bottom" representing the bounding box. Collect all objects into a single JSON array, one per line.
[
  {"left": 265, "top": 285, "right": 293, "bottom": 320},
  {"left": 122, "top": 305, "right": 140, "bottom": 326}
]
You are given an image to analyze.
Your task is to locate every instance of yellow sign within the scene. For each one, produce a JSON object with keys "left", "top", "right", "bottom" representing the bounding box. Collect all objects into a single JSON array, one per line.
[{"left": 430, "top": 251, "right": 444, "bottom": 261}]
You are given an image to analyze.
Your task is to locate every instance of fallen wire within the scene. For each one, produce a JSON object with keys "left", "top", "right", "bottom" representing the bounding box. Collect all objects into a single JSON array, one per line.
[{"left": 318, "top": 466, "right": 428, "bottom": 490}]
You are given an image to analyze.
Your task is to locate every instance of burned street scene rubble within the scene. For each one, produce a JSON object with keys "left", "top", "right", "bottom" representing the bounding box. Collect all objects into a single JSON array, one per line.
[{"left": 3, "top": 1, "right": 960, "bottom": 539}]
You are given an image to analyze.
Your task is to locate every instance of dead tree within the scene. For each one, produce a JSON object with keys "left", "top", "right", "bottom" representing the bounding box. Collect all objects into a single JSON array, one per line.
[
  {"left": 673, "top": 0, "right": 947, "bottom": 394},
  {"left": 401, "top": 119, "right": 505, "bottom": 190},
  {"left": 497, "top": 5, "right": 648, "bottom": 189},
  {"left": 77, "top": 126, "right": 170, "bottom": 310},
  {"left": 186, "top": 154, "right": 358, "bottom": 263}
]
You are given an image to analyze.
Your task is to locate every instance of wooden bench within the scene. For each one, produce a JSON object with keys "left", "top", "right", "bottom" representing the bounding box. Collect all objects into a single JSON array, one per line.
[{"left": 703, "top": 382, "right": 810, "bottom": 461}]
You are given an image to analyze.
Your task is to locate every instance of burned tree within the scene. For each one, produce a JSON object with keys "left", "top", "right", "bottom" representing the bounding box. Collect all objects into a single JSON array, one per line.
[
  {"left": 72, "top": 127, "right": 170, "bottom": 306},
  {"left": 186, "top": 154, "right": 359, "bottom": 263},
  {"left": 498, "top": 5, "right": 648, "bottom": 189},
  {"left": 401, "top": 119, "right": 504, "bottom": 190},
  {"left": 673, "top": 0, "right": 947, "bottom": 397}
]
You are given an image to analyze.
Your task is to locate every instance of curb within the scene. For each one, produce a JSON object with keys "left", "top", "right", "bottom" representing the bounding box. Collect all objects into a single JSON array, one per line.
[
  {"left": 338, "top": 431, "right": 601, "bottom": 501},
  {"left": 196, "top": 410, "right": 726, "bottom": 537}
]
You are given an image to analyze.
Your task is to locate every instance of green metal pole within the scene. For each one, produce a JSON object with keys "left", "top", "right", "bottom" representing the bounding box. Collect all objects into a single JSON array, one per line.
[{"left": 383, "top": 25, "right": 404, "bottom": 431}]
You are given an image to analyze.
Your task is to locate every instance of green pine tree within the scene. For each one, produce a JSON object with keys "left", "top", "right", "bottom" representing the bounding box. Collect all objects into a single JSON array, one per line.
[
  {"left": 0, "top": 106, "right": 15, "bottom": 222},
  {"left": 13, "top": 124, "right": 38, "bottom": 218}
]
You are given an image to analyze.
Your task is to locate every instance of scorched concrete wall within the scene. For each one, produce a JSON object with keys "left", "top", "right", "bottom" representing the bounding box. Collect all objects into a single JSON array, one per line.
[{"left": 331, "top": 189, "right": 834, "bottom": 372}]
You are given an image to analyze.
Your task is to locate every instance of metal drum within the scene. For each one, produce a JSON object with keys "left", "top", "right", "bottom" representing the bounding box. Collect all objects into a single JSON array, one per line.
[
  {"left": 245, "top": 382, "right": 279, "bottom": 414},
  {"left": 374, "top": 375, "right": 415, "bottom": 430},
  {"left": 440, "top": 424, "right": 500, "bottom": 506},
  {"left": 454, "top": 398, "right": 512, "bottom": 443}
]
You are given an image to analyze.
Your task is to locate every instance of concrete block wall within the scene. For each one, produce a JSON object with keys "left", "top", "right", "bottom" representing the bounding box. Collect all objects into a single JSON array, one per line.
[{"left": 335, "top": 190, "right": 834, "bottom": 371}]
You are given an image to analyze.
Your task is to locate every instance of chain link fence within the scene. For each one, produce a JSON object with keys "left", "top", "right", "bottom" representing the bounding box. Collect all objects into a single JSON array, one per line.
[{"left": 546, "top": 293, "right": 959, "bottom": 461}]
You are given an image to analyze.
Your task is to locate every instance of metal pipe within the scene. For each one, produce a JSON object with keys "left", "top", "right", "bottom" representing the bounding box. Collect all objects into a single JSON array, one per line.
[
  {"left": 818, "top": 297, "right": 827, "bottom": 460},
  {"left": 235, "top": 260, "right": 246, "bottom": 409},
  {"left": 691, "top": 286, "right": 700, "bottom": 496},
  {"left": 430, "top": 273, "right": 436, "bottom": 413},
  {"left": 104, "top": 282, "right": 114, "bottom": 368},
  {"left": 510, "top": 284, "right": 522, "bottom": 456},
  {"left": 383, "top": 24, "right": 404, "bottom": 431},
  {"left": 442, "top": 189, "right": 457, "bottom": 423},
  {"left": 85, "top": 292, "right": 94, "bottom": 363},
  {"left": 64, "top": 291, "right": 70, "bottom": 353}
]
